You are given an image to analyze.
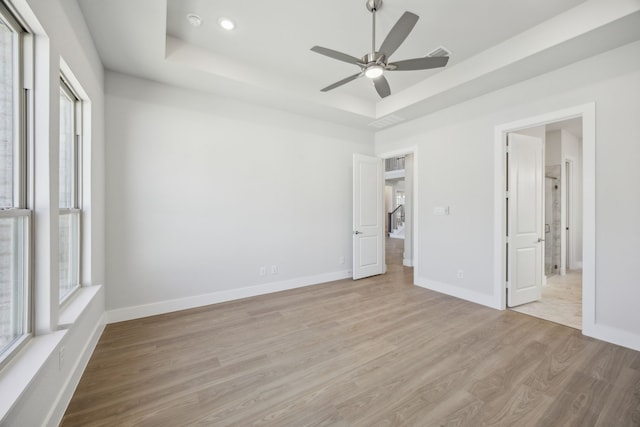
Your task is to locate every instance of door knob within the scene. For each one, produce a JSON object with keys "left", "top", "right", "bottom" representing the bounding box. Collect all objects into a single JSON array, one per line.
[
  {"left": 354, "top": 230, "right": 363, "bottom": 235},
  {"left": 537, "top": 238, "right": 545, "bottom": 243}
]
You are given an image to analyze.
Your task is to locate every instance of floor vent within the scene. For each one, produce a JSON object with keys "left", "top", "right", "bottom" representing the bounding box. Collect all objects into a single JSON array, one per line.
[
  {"left": 427, "top": 46, "right": 451, "bottom": 58},
  {"left": 368, "top": 114, "right": 405, "bottom": 129}
]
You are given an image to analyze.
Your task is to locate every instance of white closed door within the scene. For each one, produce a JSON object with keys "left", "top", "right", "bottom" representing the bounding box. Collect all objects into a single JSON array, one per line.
[
  {"left": 353, "top": 154, "right": 384, "bottom": 280},
  {"left": 507, "top": 133, "right": 544, "bottom": 307}
]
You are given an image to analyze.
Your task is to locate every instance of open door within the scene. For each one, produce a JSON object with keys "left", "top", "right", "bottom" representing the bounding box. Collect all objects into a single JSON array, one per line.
[
  {"left": 507, "top": 133, "right": 544, "bottom": 307},
  {"left": 353, "top": 154, "right": 384, "bottom": 280}
]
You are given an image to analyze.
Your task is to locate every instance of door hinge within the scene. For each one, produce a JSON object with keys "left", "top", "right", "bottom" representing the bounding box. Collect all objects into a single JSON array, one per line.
[{"left": 505, "top": 191, "right": 510, "bottom": 199}]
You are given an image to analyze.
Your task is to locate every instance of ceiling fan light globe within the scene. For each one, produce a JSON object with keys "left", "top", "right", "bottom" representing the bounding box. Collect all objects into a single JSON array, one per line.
[{"left": 365, "top": 65, "right": 384, "bottom": 79}]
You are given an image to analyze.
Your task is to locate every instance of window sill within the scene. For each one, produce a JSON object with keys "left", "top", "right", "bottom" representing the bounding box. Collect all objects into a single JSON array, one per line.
[
  {"left": 59, "top": 285, "right": 102, "bottom": 328},
  {"left": 0, "top": 330, "right": 67, "bottom": 422},
  {"left": 1, "top": 285, "right": 102, "bottom": 423}
]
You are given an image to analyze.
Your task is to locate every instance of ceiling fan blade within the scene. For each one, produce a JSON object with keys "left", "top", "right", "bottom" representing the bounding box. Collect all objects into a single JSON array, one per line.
[
  {"left": 378, "top": 12, "right": 419, "bottom": 60},
  {"left": 311, "top": 46, "right": 362, "bottom": 65},
  {"left": 321, "top": 72, "right": 363, "bottom": 92},
  {"left": 373, "top": 75, "right": 391, "bottom": 98},
  {"left": 390, "top": 56, "right": 449, "bottom": 71}
]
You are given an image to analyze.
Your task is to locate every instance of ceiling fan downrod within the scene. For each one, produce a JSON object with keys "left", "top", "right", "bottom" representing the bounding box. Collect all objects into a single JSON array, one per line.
[{"left": 366, "top": 0, "right": 383, "bottom": 57}]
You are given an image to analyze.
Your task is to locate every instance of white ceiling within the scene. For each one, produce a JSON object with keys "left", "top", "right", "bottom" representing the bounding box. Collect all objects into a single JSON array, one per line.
[{"left": 77, "top": 0, "right": 640, "bottom": 129}]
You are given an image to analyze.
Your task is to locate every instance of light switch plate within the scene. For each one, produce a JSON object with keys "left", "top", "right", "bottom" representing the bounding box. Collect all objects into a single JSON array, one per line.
[{"left": 434, "top": 206, "right": 450, "bottom": 215}]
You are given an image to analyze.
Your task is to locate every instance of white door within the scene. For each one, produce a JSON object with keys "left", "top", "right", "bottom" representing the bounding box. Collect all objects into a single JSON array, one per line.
[
  {"left": 353, "top": 154, "right": 384, "bottom": 280},
  {"left": 507, "top": 133, "right": 544, "bottom": 307}
]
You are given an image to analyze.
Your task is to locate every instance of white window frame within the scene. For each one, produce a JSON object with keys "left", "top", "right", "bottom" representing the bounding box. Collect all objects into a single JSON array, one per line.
[
  {"left": 0, "top": 2, "right": 32, "bottom": 367},
  {"left": 58, "top": 76, "right": 82, "bottom": 305}
]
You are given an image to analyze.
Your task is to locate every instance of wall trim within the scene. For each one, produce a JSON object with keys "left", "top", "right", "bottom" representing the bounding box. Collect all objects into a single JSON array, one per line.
[
  {"left": 106, "top": 270, "right": 352, "bottom": 324},
  {"left": 584, "top": 324, "right": 640, "bottom": 352},
  {"left": 415, "top": 277, "right": 500, "bottom": 310},
  {"left": 403, "top": 258, "right": 413, "bottom": 267}
]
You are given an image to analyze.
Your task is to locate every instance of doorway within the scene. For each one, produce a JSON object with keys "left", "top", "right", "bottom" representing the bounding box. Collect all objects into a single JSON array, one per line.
[
  {"left": 351, "top": 151, "right": 415, "bottom": 281},
  {"left": 380, "top": 150, "right": 417, "bottom": 278},
  {"left": 505, "top": 117, "right": 584, "bottom": 329}
]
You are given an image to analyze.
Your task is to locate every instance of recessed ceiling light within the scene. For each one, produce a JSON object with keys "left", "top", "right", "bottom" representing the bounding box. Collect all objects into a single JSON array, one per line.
[
  {"left": 186, "top": 13, "right": 202, "bottom": 27},
  {"left": 218, "top": 17, "right": 235, "bottom": 31}
]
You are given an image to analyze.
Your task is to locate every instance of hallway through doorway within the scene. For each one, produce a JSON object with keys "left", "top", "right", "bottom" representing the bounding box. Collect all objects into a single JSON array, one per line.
[{"left": 385, "top": 237, "right": 412, "bottom": 280}]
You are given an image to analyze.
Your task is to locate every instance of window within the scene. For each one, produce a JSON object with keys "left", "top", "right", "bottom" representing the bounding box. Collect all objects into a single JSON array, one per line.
[
  {"left": 0, "top": 5, "right": 30, "bottom": 361},
  {"left": 59, "top": 78, "right": 81, "bottom": 303},
  {"left": 395, "top": 190, "right": 405, "bottom": 208}
]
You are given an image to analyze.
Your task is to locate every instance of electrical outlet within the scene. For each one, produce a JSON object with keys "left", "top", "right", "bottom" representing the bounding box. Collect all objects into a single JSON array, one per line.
[
  {"left": 457, "top": 269, "right": 464, "bottom": 279},
  {"left": 59, "top": 346, "right": 65, "bottom": 371},
  {"left": 270, "top": 265, "right": 278, "bottom": 274},
  {"left": 259, "top": 266, "right": 266, "bottom": 276},
  {"left": 339, "top": 256, "right": 345, "bottom": 264}
]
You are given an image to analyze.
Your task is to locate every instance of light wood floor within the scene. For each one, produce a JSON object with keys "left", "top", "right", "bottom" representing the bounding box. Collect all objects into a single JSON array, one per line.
[
  {"left": 62, "top": 249, "right": 640, "bottom": 426},
  {"left": 510, "top": 271, "right": 582, "bottom": 330}
]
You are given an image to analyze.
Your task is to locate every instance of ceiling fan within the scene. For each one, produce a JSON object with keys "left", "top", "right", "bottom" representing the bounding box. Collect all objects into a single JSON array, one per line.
[{"left": 311, "top": 0, "right": 449, "bottom": 98}]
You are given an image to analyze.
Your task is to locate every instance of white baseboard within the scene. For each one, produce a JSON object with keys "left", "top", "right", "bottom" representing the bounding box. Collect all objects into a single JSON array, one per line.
[
  {"left": 403, "top": 258, "right": 413, "bottom": 267},
  {"left": 583, "top": 323, "right": 640, "bottom": 352},
  {"left": 415, "top": 277, "right": 500, "bottom": 309},
  {"left": 47, "top": 313, "right": 105, "bottom": 426},
  {"left": 106, "top": 270, "right": 352, "bottom": 324}
]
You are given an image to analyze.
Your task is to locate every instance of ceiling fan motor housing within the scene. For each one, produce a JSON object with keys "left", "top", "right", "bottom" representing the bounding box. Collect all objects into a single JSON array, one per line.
[{"left": 363, "top": 52, "right": 385, "bottom": 66}]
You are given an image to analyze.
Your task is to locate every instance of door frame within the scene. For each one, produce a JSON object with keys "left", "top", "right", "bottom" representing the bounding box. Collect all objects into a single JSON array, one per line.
[
  {"left": 376, "top": 146, "right": 419, "bottom": 279},
  {"left": 494, "top": 103, "right": 595, "bottom": 335}
]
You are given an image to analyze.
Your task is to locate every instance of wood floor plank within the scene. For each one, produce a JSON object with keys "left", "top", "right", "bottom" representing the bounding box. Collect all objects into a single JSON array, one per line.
[
  {"left": 479, "top": 384, "right": 553, "bottom": 427},
  {"left": 594, "top": 367, "right": 640, "bottom": 427},
  {"left": 534, "top": 371, "right": 613, "bottom": 427},
  {"left": 61, "top": 242, "right": 640, "bottom": 426}
]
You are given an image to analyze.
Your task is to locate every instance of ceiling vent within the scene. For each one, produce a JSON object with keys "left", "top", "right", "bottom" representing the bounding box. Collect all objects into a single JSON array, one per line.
[
  {"left": 427, "top": 46, "right": 451, "bottom": 58},
  {"left": 368, "top": 114, "right": 405, "bottom": 129}
]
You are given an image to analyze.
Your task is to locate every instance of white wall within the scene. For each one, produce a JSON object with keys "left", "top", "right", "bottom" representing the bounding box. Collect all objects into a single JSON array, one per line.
[
  {"left": 375, "top": 40, "right": 640, "bottom": 349},
  {"left": 105, "top": 72, "right": 374, "bottom": 318},
  {"left": 546, "top": 130, "right": 562, "bottom": 165},
  {"left": 1, "top": 0, "right": 106, "bottom": 425}
]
